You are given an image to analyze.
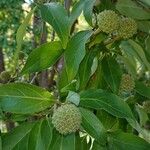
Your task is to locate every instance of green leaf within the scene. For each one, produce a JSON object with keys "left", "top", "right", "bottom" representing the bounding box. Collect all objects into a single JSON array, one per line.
[
  {"left": 116, "top": 0, "right": 150, "bottom": 20},
  {"left": 40, "top": 3, "right": 70, "bottom": 48},
  {"left": 80, "top": 108, "right": 107, "bottom": 145},
  {"left": 102, "top": 57, "right": 122, "bottom": 93},
  {"left": 0, "top": 135, "right": 2, "bottom": 150},
  {"left": 21, "top": 41, "right": 63, "bottom": 74},
  {"left": 64, "top": 30, "right": 92, "bottom": 81},
  {"left": 12, "top": 134, "right": 30, "bottom": 150},
  {"left": 96, "top": 110, "right": 118, "bottom": 130},
  {"left": 66, "top": 91, "right": 80, "bottom": 106},
  {"left": 75, "top": 133, "right": 91, "bottom": 150},
  {"left": 80, "top": 89, "right": 134, "bottom": 119},
  {"left": 2, "top": 122, "right": 34, "bottom": 150},
  {"left": 108, "top": 131, "right": 150, "bottom": 150},
  {"left": 135, "top": 81, "right": 150, "bottom": 99},
  {"left": 28, "top": 119, "right": 53, "bottom": 150},
  {"left": 92, "top": 141, "right": 107, "bottom": 150},
  {"left": 137, "top": 21, "right": 150, "bottom": 33},
  {"left": 79, "top": 49, "right": 97, "bottom": 90},
  {"left": 118, "top": 55, "right": 137, "bottom": 78},
  {"left": 145, "top": 35, "right": 150, "bottom": 58},
  {"left": 14, "top": 7, "right": 36, "bottom": 68},
  {"left": 120, "top": 40, "right": 150, "bottom": 71},
  {"left": 83, "top": 0, "right": 96, "bottom": 26},
  {"left": 50, "top": 130, "right": 76, "bottom": 150},
  {"left": 70, "top": 0, "right": 85, "bottom": 25},
  {"left": 0, "top": 83, "right": 55, "bottom": 114},
  {"left": 138, "top": 0, "right": 150, "bottom": 7}
]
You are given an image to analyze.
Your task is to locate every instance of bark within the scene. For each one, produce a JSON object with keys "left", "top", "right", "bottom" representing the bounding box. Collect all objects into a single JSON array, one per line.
[
  {"left": 64, "top": 0, "right": 72, "bottom": 14},
  {"left": 0, "top": 47, "right": 5, "bottom": 73},
  {"left": 38, "top": 22, "right": 49, "bottom": 89}
]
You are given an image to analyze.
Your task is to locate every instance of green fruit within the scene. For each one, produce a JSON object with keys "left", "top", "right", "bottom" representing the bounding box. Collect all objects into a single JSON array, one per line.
[
  {"left": 98, "top": 10, "right": 120, "bottom": 34},
  {"left": 52, "top": 103, "right": 82, "bottom": 135},
  {"left": 0, "top": 71, "right": 11, "bottom": 83},
  {"left": 119, "top": 74, "right": 135, "bottom": 93},
  {"left": 143, "top": 101, "right": 150, "bottom": 114},
  {"left": 117, "top": 17, "right": 137, "bottom": 39}
]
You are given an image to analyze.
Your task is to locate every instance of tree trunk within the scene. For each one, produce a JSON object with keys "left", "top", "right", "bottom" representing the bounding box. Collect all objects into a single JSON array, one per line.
[
  {"left": 0, "top": 47, "right": 5, "bottom": 73},
  {"left": 38, "top": 22, "right": 49, "bottom": 89}
]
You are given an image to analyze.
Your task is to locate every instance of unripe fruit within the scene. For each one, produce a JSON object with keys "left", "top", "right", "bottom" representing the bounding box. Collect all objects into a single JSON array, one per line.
[
  {"left": 117, "top": 17, "right": 137, "bottom": 39},
  {"left": 98, "top": 10, "right": 120, "bottom": 34},
  {"left": 119, "top": 74, "right": 135, "bottom": 93},
  {"left": 52, "top": 103, "right": 82, "bottom": 135},
  {"left": 0, "top": 71, "right": 11, "bottom": 83},
  {"left": 143, "top": 101, "right": 150, "bottom": 114}
]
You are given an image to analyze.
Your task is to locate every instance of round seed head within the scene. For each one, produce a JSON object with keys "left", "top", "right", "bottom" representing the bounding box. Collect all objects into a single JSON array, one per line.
[
  {"left": 52, "top": 103, "right": 82, "bottom": 135},
  {"left": 117, "top": 17, "right": 137, "bottom": 39},
  {"left": 98, "top": 10, "right": 120, "bottom": 34},
  {"left": 119, "top": 74, "right": 135, "bottom": 93}
]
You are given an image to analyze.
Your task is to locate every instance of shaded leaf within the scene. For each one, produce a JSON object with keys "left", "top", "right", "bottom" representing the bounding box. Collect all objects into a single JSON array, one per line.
[
  {"left": 92, "top": 141, "right": 107, "bottom": 150},
  {"left": 137, "top": 21, "right": 150, "bottom": 33},
  {"left": 138, "top": 0, "right": 150, "bottom": 7},
  {"left": 102, "top": 57, "right": 122, "bottom": 93},
  {"left": 49, "top": 130, "right": 76, "bottom": 150},
  {"left": 80, "top": 89, "right": 134, "bottom": 119},
  {"left": 83, "top": 0, "right": 96, "bottom": 26},
  {"left": 28, "top": 119, "right": 53, "bottom": 150},
  {"left": 75, "top": 133, "right": 91, "bottom": 150},
  {"left": 96, "top": 110, "right": 118, "bottom": 130},
  {"left": 21, "top": 41, "right": 63, "bottom": 74},
  {"left": 135, "top": 81, "right": 150, "bottom": 99},
  {"left": 12, "top": 134, "right": 30, "bottom": 150},
  {"left": 118, "top": 55, "right": 137, "bottom": 78},
  {"left": 14, "top": 7, "right": 36, "bottom": 66},
  {"left": 2, "top": 122, "right": 34, "bottom": 150},
  {"left": 116, "top": 0, "right": 150, "bottom": 20},
  {"left": 0, "top": 83, "right": 55, "bottom": 114},
  {"left": 120, "top": 40, "right": 150, "bottom": 71},
  {"left": 70, "top": 0, "right": 85, "bottom": 25},
  {"left": 40, "top": 3, "right": 70, "bottom": 48},
  {"left": 80, "top": 108, "right": 107, "bottom": 145},
  {"left": 79, "top": 49, "right": 97, "bottom": 90},
  {"left": 108, "top": 131, "right": 150, "bottom": 150},
  {"left": 66, "top": 91, "right": 80, "bottom": 106},
  {"left": 64, "top": 30, "right": 92, "bottom": 81}
]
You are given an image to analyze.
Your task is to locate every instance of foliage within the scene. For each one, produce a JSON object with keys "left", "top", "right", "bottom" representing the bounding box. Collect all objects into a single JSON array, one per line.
[{"left": 0, "top": 0, "right": 150, "bottom": 149}]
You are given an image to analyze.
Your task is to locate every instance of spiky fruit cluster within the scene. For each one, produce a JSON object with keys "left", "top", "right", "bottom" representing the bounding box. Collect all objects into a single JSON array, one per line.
[
  {"left": 52, "top": 103, "right": 82, "bottom": 135},
  {"left": 119, "top": 74, "right": 135, "bottom": 93},
  {"left": 0, "top": 71, "right": 11, "bottom": 83},
  {"left": 143, "top": 101, "right": 150, "bottom": 114},
  {"left": 98, "top": 10, "right": 120, "bottom": 34},
  {"left": 117, "top": 17, "right": 137, "bottom": 39}
]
